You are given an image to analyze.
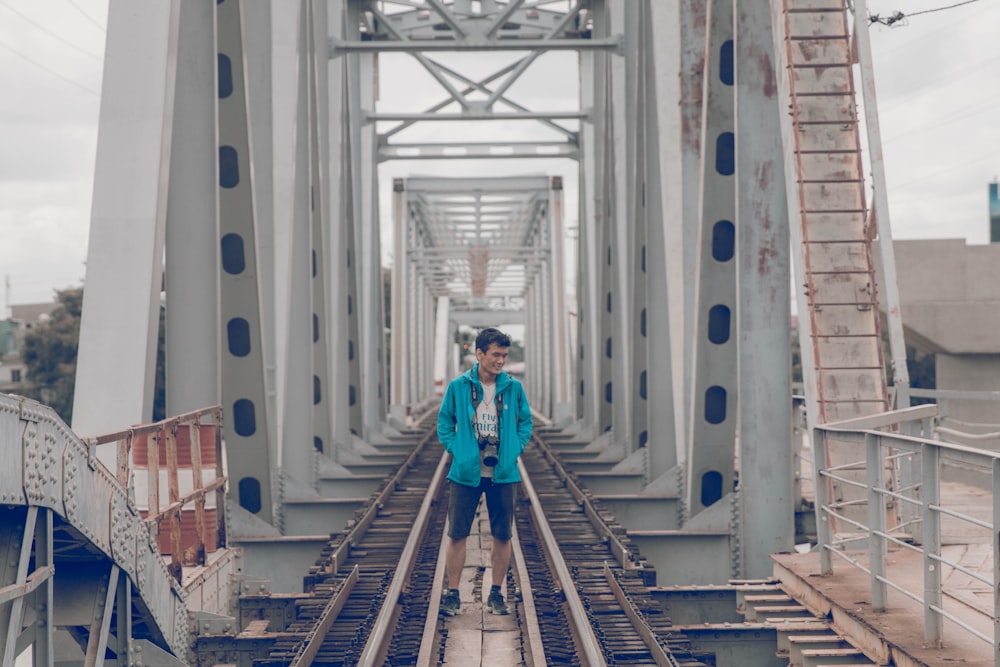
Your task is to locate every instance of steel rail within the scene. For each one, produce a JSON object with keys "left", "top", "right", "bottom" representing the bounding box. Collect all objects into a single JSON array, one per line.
[
  {"left": 509, "top": 528, "right": 548, "bottom": 666},
  {"left": 355, "top": 448, "right": 451, "bottom": 666},
  {"left": 322, "top": 426, "right": 438, "bottom": 577},
  {"left": 603, "top": 563, "right": 680, "bottom": 667},
  {"left": 288, "top": 566, "right": 359, "bottom": 667},
  {"left": 414, "top": 509, "right": 549, "bottom": 666},
  {"left": 518, "top": 456, "right": 608, "bottom": 667},
  {"left": 531, "top": 435, "right": 646, "bottom": 575}
]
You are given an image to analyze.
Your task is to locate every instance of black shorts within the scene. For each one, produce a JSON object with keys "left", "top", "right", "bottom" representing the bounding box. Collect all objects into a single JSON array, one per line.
[{"left": 446, "top": 479, "right": 517, "bottom": 542}]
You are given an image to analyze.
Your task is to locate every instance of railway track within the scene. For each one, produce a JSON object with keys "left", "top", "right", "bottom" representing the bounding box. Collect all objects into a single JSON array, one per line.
[{"left": 196, "top": 420, "right": 703, "bottom": 666}]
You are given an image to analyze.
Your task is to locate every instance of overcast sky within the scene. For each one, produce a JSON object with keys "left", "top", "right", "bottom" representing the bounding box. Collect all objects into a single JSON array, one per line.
[{"left": 1, "top": 0, "right": 997, "bottom": 315}]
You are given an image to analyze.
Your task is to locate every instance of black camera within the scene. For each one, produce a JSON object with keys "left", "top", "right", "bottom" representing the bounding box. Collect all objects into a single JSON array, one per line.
[{"left": 479, "top": 434, "right": 499, "bottom": 467}]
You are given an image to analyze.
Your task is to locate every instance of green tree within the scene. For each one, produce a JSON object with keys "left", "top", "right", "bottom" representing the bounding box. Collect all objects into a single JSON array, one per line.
[{"left": 21, "top": 288, "right": 83, "bottom": 423}]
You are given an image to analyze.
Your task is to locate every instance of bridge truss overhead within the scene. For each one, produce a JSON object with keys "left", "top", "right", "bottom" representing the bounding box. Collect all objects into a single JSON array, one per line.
[
  {"left": 58, "top": 3, "right": 914, "bottom": 662},
  {"left": 390, "top": 175, "right": 571, "bottom": 420}
]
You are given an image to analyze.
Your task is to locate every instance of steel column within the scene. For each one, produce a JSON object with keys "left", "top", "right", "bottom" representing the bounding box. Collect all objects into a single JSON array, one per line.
[
  {"left": 549, "top": 178, "right": 573, "bottom": 422},
  {"left": 593, "top": 0, "right": 615, "bottom": 438},
  {"left": 735, "top": 0, "right": 793, "bottom": 577},
  {"left": 244, "top": 1, "right": 279, "bottom": 453},
  {"left": 73, "top": 1, "right": 180, "bottom": 437},
  {"left": 308, "top": 0, "right": 335, "bottom": 464},
  {"left": 433, "top": 297, "right": 450, "bottom": 398},
  {"left": 390, "top": 178, "right": 409, "bottom": 420},
  {"left": 542, "top": 257, "right": 554, "bottom": 419},
  {"left": 608, "top": 0, "right": 633, "bottom": 450},
  {"left": 279, "top": 0, "right": 317, "bottom": 485},
  {"left": 342, "top": 23, "right": 365, "bottom": 438},
  {"left": 642, "top": 0, "right": 685, "bottom": 481},
  {"left": 327, "top": 0, "right": 354, "bottom": 456},
  {"left": 687, "top": 0, "right": 736, "bottom": 518},
  {"left": 866, "top": 434, "right": 887, "bottom": 612},
  {"left": 2, "top": 507, "right": 36, "bottom": 666},
  {"left": 352, "top": 43, "right": 385, "bottom": 441},
  {"left": 678, "top": 0, "right": 709, "bottom": 449},
  {"left": 852, "top": 0, "right": 910, "bottom": 411},
  {"left": 577, "top": 47, "right": 600, "bottom": 430},
  {"left": 627, "top": 0, "right": 649, "bottom": 465},
  {"left": 165, "top": 0, "right": 219, "bottom": 418},
  {"left": 216, "top": 0, "right": 275, "bottom": 520}
]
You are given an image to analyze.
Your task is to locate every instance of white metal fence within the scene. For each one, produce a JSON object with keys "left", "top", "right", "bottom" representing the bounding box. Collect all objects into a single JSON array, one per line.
[{"left": 813, "top": 403, "right": 999, "bottom": 664}]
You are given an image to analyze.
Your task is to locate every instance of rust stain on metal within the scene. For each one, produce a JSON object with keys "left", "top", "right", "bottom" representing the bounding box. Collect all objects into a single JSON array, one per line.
[
  {"left": 759, "top": 51, "right": 777, "bottom": 99},
  {"left": 758, "top": 240, "right": 779, "bottom": 277}
]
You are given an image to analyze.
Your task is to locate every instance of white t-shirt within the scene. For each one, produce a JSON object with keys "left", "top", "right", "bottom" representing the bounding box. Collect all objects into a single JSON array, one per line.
[{"left": 475, "top": 383, "right": 498, "bottom": 478}]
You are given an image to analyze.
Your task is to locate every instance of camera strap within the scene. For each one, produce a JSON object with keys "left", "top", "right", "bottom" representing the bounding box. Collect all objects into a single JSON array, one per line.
[
  {"left": 471, "top": 382, "right": 503, "bottom": 410},
  {"left": 471, "top": 381, "right": 503, "bottom": 444}
]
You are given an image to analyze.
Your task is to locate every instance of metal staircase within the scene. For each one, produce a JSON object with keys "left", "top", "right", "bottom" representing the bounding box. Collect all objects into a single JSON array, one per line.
[{"left": 773, "top": 0, "right": 890, "bottom": 427}]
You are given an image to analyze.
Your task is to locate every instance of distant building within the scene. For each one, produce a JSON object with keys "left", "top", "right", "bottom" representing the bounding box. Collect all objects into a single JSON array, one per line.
[{"left": 0, "top": 301, "right": 59, "bottom": 393}]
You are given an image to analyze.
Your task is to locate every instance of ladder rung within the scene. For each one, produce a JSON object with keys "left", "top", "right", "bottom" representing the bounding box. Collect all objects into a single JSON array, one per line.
[
  {"left": 799, "top": 179, "right": 864, "bottom": 185},
  {"left": 805, "top": 239, "right": 868, "bottom": 244},
  {"left": 792, "top": 120, "right": 858, "bottom": 127},
  {"left": 819, "top": 400, "right": 888, "bottom": 406},
  {"left": 801, "top": 209, "right": 866, "bottom": 214},
  {"left": 811, "top": 303, "right": 877, "bottom": 308},
  {"left": 809, "top": 333, "right": 882, "bottom": 339},
  {"left": 789, "top": 35, "right": 849, "bottom": 41},
  {"left": 789, "top": 63, "right": 851, "bottom": 70},
  {"left": 792, "top": 91, "right": 855, "bottom": 98},
  {"left": 806, "top": 272, "right": 874, "bottom": 278},
  {"left": 815, "top": 366, "right": 884, "bottom": 371},
  {"left": 797, "top": 149, "right": 858, "bottom": 155}
]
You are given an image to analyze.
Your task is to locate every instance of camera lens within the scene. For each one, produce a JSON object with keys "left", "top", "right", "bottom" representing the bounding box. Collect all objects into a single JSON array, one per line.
[{"left": 482, "top": 444, "right": 499, "bottom": 467}]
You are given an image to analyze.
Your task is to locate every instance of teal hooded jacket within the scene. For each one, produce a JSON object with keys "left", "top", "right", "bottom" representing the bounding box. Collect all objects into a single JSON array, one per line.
[{"left": 437, "top": 363, "right": 533, "bottom": 486}]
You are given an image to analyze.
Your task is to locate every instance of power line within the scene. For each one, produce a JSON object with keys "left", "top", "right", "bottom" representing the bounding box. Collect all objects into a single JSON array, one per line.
[
  {"left": 0, "top": 38, "right": 99, "bottom": 96},
  {"left": 65, "top": 0, "right": 106, "bottom": 33},
  {"left": 906, "top": 0, "right": 983, "bottom": 18},
  {"left": 890, "top": 149, "right": 995, "bottom": 190},
  {"left": 882, "top": 92, "right": 1000, "bottom": 145},
  {"left": 869, "top": 0, "right": 985, "bottom": 26},
  {"left": 879, "top": 53, "right": 1000, "bottom": 113},
  {"left": 0, "top": 1, "right": 102, "bottom": 60},
  {"left": 871, "top": 1, "right": 999, "bottom": 61}
]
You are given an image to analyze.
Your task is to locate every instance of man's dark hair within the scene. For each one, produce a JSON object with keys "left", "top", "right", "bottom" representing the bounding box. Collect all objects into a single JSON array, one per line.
[{"left": 475, "top": 327, "right": 511, "bottom": 353}]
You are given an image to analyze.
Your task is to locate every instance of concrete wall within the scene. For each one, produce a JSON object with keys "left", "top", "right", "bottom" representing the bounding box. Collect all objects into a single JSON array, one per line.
[{"left": 891, "top": 239, "right": 1000, "bottom": 424}]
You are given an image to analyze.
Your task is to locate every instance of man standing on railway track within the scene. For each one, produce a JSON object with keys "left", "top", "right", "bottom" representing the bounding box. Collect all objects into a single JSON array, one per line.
[{"left": 437, "top": 327, "right": 533, "bottom": 616}]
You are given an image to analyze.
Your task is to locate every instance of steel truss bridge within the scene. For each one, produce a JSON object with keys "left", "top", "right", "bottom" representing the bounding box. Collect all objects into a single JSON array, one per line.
[{"left": 4, "top": 0, "right": 995, "bottom": 665}]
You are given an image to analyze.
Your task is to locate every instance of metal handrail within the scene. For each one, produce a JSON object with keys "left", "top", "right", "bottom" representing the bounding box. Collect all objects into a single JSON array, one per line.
[
  {"left": 85, "top": 405, "right": 227, "bottom": 581},
  {"left": 814, "top": 406, "right": 1000, "bottom": 664}
]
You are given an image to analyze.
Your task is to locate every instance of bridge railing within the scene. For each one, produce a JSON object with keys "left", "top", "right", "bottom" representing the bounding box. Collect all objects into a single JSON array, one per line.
[
  {"left": 86, "top": 405, "right": 228, "bottom": 582},
  {"left": 814, "top": 404, "right": 999, "bottom": 662}
]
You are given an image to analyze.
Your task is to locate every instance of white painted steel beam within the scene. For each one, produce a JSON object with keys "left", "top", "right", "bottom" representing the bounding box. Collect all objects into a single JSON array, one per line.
[
  {"left": 73, "top": 1, "right": 180, "bottom": 437},
  {"left": 678, "top": 0, "right": 709, "bottom": 452},
  {"left": 330, "top": 37, "right": 621, "bottom": 54},
  {"left": 279, "top": 0, "right": 317, "bottom": 489},
  {"left": 607, "top": 0, "right": 631, "bottom": 450},
  {"left": 216, "top": 0, "right": 274, "bottom": 521},
  {"left": 643, "top": 0, "right": 684, "bottom": 482},
  {"left": 308, "top": 0, "right": 336, "bottom": 466},
  {"left": 165, "top": 0, "right": 219, "bottom": 418},
  {"left": 433, "top": 297, "right": 450, "bottom": 397},
  {"left": 577, "top": 47, "right": 600, "bottom": 431},
  {"left": 378, "top": 143, "right": 578, "bottom": 162},
  {"left": 549, "top": 178, "right": 573, "bottom": 422},
  {"left": 389, "top": 178, "right": 409, "bottom": 422},
  {"left": 687, "top": 0, "right": 737, "bottom": 519},
  {"left": 735, "top": 1, "right": 793, "bottom": 578}
]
